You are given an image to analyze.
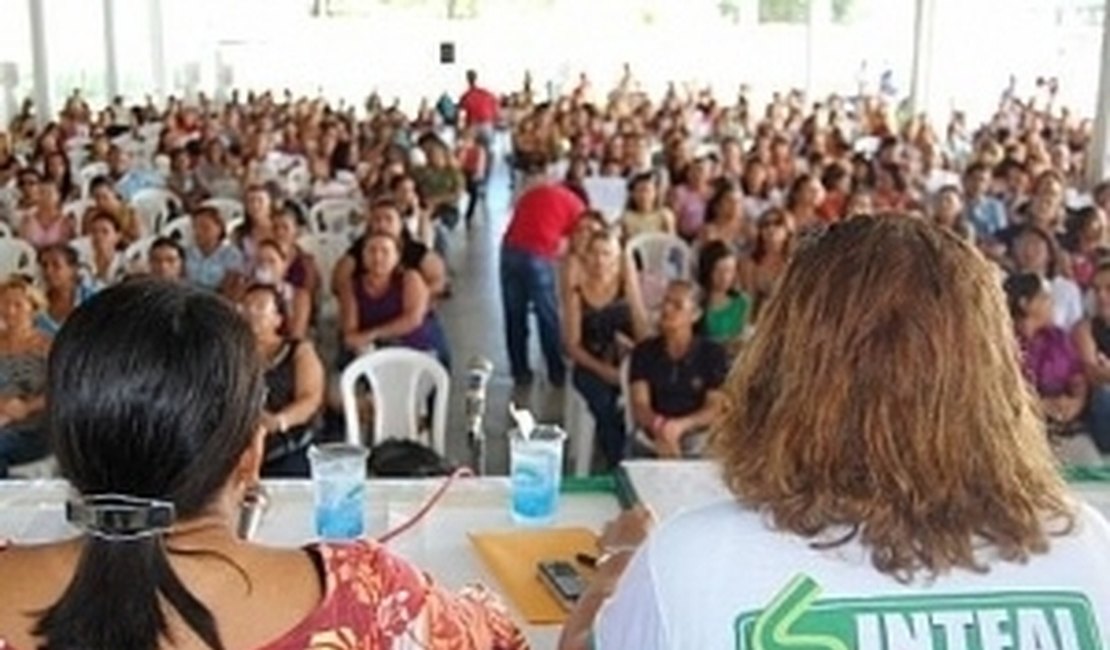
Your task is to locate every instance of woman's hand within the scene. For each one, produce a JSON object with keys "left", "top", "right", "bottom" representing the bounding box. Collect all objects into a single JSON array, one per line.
[
  {"left": 599, "top": 506, "right": 654, "bottom": 553},
  {"left": 1, "top": 398, "right": 30, "bottom": 422}
]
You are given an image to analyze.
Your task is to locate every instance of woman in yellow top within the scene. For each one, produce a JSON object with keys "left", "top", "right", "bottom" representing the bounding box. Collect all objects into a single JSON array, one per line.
[{"left": 620, "top": 172, "right": 675, "bottom": 241}]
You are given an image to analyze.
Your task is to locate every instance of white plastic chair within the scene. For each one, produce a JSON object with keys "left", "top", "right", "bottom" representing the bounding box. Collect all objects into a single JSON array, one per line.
[
  {"left": 340, "top": 348, "right": 449, "bottom": 453},
  {"left": 0, "top": 221, "right": 12, "bottom": 238},
  {"left": 9, "top": 456, "right": 59, "bottom": 479},
  {"left": 160, "top": 217, "right": 195, "bottom": 246},
  {"left": 309, "top": 198, "right": 364, "bottom": 235},
  {"left": 564, "top": 383, "right": 596, "bottom": 477},
  {"left": 131, "top": 188, "right": 183, "bottom": 234},
  {"left": 201, "top": 198, "right": 245, "bottom": 226},
  {"left": 582, "top": 177, "right": 629, "bottom": 225},
  {"left": 68, "top": 236, "right": 95, "bottom": 269},
  {"left": 626, "top": 232, "right": 692, "bottom": 314},
  {"left": 297, "top": 232, "right": 350, "bottom": 319},
  {"left": 62, "top": 198, "right": 93, "bottom": 230},
  {"left": 121, "top": 235, "right": 157, "bottom": 275},
  {"left": 0, "top": 238, "right": 39, "bottom": 280},
  {"left": 78, "top": 162, "right": 110, "bottom": 198}
]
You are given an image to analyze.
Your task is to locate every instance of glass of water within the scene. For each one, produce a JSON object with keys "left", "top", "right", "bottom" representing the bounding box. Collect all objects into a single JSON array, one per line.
[
  {"left": 308, "top": 443, "right": 369, "bottom": 540},
  {"left": 509, "top": 425, "right": 566, "bottom": 525}
]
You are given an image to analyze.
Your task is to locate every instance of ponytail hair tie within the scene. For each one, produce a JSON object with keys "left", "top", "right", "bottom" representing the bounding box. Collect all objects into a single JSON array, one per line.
[{"left": 66, "top": 494, "right": 176, "bottom": 542}]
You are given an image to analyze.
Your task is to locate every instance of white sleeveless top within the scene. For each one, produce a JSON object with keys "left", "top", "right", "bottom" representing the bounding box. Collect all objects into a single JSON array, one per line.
[{"left": 596, "top": 500, "right": 1110, "bottom": 650}]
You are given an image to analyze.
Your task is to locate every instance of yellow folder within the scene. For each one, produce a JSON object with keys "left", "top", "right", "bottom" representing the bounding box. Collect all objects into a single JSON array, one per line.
[{"left": 469, "top": 527, "right": 600, "bottom": 624}]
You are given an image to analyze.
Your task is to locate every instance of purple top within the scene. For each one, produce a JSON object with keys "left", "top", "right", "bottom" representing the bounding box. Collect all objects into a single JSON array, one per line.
[
  {"left": 354, "top": 271, "right": 436, "bottom": 352},
  {"left": 673, "top": 185, "right": 706, "bottom": 240},
  {"left": 1020, "top": 326, "right": 1083, "bottom": 397}
]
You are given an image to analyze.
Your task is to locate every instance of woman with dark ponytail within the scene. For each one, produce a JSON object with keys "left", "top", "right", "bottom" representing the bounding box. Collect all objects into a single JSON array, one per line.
[{"left": 0, "top": 280, "right": 526, "bottom": 650}]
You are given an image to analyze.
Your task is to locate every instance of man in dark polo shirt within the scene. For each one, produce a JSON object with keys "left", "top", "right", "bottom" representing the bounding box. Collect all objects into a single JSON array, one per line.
[
  {"left": 500, "top": 159, "right": 586, "bottom": 386},
  {"left": 629, "top": 279, "right": 728, "bottom": 457}
]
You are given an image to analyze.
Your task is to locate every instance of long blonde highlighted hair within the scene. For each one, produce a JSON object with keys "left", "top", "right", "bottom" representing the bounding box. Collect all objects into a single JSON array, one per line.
[{"left": 713, "top": 216, "right": 1073, "bottom": 580}]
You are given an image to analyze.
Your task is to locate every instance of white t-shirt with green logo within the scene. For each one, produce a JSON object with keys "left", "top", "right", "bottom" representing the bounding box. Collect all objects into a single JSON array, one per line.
[{"left": 595, "top": 500, "right": 1110, "bottom": 650}]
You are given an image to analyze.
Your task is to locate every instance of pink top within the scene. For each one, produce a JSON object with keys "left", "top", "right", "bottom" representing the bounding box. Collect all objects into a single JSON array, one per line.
[
  {"left": 0, "top": 540, "right": 529, "bottom": 650},
  {"left": 21, "top": 214, "right": 70, "bottom": 249}
]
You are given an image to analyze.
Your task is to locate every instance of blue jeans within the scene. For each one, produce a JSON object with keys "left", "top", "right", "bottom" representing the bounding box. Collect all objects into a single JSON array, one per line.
[
  {"left": 500, "top": 245, "right": 565, "bottom": 384},
  {"left": 1086, "top": 385, "right": 1110, "bottom": 453},
  {"left": 573, "top": 367, "right": 625, "bottom": 468},
  {"left": 0, "top": 423, "right": 49, "bottom": 478}
]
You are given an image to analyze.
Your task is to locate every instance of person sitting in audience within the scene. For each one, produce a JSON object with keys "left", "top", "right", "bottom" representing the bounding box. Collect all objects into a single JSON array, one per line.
[
  {"left": 620, "top": 172, "right": 675, "bottom": 241},
  {"left": 783, "top": 173, "right": 824, "bottom": 232},
  {"left": 628, "top": 279, "right": 728, "bottom": 459},
  {"left": 185, "top": 206, "right": 246, "bottom": 293},
  {"left": 146, "top": 236, "right": 186, "bottom": 281},
  {"left": 237, "top": 184, "right": 278, "bottom": 263},
  {"left": 962, "top": 161, "right": 1008, "bottom": 254},
  {"left": 340, "top": 231, "right": 442, "bottom": 365},
  {"left": 272, "top": 204, "right": 319, "bottom": 295},
  {"left": 697, "top": 240, "right": 750, "bottom": 351},
  {"left": 1062, "top": 205, "right": 1108, "bottom": 289},
  {"left": 844, "top": 187, "right": 875, "bottom": 219},
  {"left": 165, "top": 147, "right": 207, "bottom": 213},
  {"left": 251, "top": 239, "right": 313, "bottom": 339},
  {"left": 1009, "top": 225, "right": 1084, "bottom": 330},
  {"left": 196, "top": 137, "right": 244, "bottom": 199},
  {"left": 1013, "top": 169, "right": 1068, "bottom": 237},
  {"left": 42, "top": 151, "right": 77, "bottom": 202},
  {"left": 35, "top": 244, "right": 95, "bottom": 336},
  {"left": 1004, "top": 271, "right": 1097, "bottom": 463},
  {"left": 569, "top": 217, "right": 1110, "bottom": 650},
  {"left": 565, "top": 232, "right": 649, "bottom": 468},
  {"left": 816, "top": 161, "right": 850, "bottom": 222},
  {"left": 86, "top": 176, "right": 141, "bottom": 244},
  {"left": 738, "top": 158, "right": 776, "bottom": 220},
  {"left": 560, "top": 210, "right": 607, "bottom": 308},
  {"left": 392, "top": 173, "right": 434, "bottom": 249},
  {"left": 0, "top": 280, "right": 528, "bottom": 649},
  {"left": 738, "top": 207, "right": 793, "bottom": 322},
  {"left": 241, "top": 283, "right": 324, "bottom": 477},
  {"left": 870, "top": 162, "right": 913, "bottom": 213},
  {"left": 0, "top": 278, "right": 51, "bottom": 478},
  {"left": 86, "top": 212, "right": 127, "bottom": 289},
  {"left": 107, "top": 144, "right": 164, "bottom": 202},
  {"left": 1074, "top": 261, "right": 1110, "bottom": 454},
  {"left": 18, "top": 182, "right": 73, "bottom": 250},
  {"left": 668, "top": 158, "right": 711, "bottom": 240},
  {"left": 930, "top": 184, "right": 972, "bottom": 241},
  {"left": 415, "top": 136, "right": 464, "bottom": 232},
  {"left": 698, "top": 180, "right": 746, "bottom": 248}
]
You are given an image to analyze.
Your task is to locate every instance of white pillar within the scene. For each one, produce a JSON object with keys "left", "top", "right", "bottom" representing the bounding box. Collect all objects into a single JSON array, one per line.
[
  {"left": 149, "top": 0, "right": 167, "bottom": 101},
  {"left": 1088, "top": 0, "right": 1110, "bottom": 186},
  {"left": 102, "top": 0, "right": 120, "bottom": 101},
  {"left": 28, "top": 0, "right": 51, "bottom": 125},
  {"left": 908, "top": 0, "right": 936, "bottom": 117},
  {"left": 805, "top": 0, "right": 830, "bottom": 101}
]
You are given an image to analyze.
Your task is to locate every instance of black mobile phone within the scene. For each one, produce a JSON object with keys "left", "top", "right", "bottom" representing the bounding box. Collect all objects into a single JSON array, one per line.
[{"left": 537, "top": 560, "right": 586, "bottom": 609}]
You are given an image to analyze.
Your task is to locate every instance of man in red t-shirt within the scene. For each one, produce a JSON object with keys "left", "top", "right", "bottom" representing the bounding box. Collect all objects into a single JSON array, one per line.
[
  {"left": 458, "top": 70, "right": 499, "bottom": 188},
  {"left": 500, "top": 160, "right": 585, "bottom": 386}
]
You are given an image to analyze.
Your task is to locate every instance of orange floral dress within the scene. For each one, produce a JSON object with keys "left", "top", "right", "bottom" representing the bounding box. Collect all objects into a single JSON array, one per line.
[{"left": 0, "top": 540, "right": 530, "bottom": 650}]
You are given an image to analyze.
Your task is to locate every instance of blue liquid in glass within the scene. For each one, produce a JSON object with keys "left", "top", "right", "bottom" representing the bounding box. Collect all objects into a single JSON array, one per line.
[
  {"left": 511, "top": 448, "right": 558, "bottom": 524},
  {"left": 315, "top": 479, "right": 365, "bottom": 539}
]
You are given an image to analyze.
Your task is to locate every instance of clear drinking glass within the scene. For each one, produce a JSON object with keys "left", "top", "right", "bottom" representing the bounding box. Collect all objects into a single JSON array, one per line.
[
  {"left": 307, "top": 443, "right": 369, "bottom": 540},
  {"left": 509, "top": 425, "right": 566, "bottom": 525}
]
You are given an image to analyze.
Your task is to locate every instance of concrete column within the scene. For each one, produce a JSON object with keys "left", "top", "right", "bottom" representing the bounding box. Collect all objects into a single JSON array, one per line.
[
  {"left": 1088, "top": 0, "right": 1110, "bottom": 186},
  {"left": 150, "top": 0, "right": 167, "bottom": 100},
  {"left": 28, "top": 0, "right": 51, "bottom": 125},
  {"left": 908, "top": 0, "right": 936, "bottom": 117},
  {"left": 805, "top": 0, "right": 831, "bottom": 101},
  {"left": 102, "top": 0, "right": 120, "bottom": 100}
]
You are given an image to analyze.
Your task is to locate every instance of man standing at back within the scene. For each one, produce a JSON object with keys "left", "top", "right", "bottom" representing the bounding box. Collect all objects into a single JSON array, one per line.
[
  {"left": 458, "top": 70, "right": 499, "bottom": 187},
  {"left": 501, "top": 159, "right": 585, "bottom": 388}
]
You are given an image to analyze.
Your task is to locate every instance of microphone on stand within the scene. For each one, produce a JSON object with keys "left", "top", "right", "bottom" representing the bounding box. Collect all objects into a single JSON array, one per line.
[
  {"left": 464, "top": 355, "right": 494, "bottom": 475},
  {"left": 237, "top": 484, "right": 269, "bottom": 541}
]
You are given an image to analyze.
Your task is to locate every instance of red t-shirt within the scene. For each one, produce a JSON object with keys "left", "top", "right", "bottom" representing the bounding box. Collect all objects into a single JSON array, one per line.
[
  {"left": 502, "top": 183, "right": 585, "bottom": 258},
  {"left": 459, "top": 87, "right": 499, "bottom": 126}
]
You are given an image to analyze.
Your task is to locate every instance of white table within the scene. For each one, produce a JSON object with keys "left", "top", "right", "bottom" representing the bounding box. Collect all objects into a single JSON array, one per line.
[{"left": 0, "top": 477, "right": 620, "bottom": 650}]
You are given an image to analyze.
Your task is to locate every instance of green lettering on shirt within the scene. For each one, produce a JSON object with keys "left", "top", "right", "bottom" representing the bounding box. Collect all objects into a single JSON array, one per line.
[{"left": 735, "top": 575, "right": 1103, "bottom": 650}]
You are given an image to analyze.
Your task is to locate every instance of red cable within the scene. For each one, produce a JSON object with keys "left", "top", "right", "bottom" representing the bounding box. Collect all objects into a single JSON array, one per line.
[{"left": 376, "top": 466, "right": 475, "bottom": 544}]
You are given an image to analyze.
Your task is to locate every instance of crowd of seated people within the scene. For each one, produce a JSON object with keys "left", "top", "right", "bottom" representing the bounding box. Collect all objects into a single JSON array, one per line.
[{"left": 0, "top": 68, "right": 1108, "bottom": 477}]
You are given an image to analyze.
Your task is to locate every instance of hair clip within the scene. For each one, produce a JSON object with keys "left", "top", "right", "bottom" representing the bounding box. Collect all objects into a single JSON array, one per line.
[{"left": 66, "top": 494, "right": 176, "bottom": 542}]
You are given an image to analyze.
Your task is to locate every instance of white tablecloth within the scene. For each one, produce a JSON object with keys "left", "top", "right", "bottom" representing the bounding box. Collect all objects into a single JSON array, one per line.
[{"left": 0, "top": 478, "right": 619, "bottom": 650}]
